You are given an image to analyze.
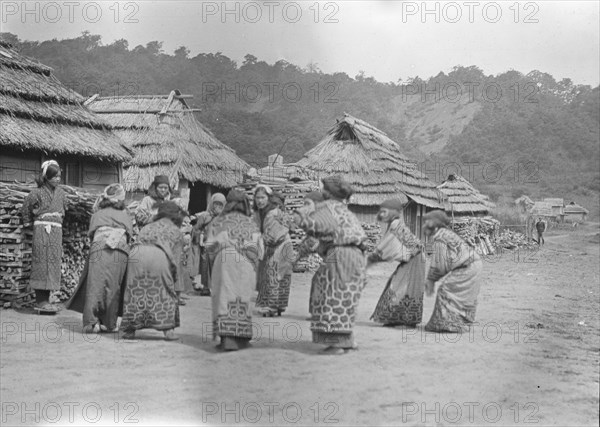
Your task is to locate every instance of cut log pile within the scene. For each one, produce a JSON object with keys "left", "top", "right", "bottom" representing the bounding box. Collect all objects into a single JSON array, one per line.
[
  {"left": 496, "top": 229, "right": 538, "bottom": 250},
  {"left": 0, "top": 185, "right": 34, "bottom": 306},
  {"left": 450, "top": 216, "right": 499, "bottom": 255}
]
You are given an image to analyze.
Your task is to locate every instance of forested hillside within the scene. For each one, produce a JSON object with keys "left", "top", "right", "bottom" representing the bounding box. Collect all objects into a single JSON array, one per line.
[{"left": 2, "top": 32, "right": 598, "bottom": 217}]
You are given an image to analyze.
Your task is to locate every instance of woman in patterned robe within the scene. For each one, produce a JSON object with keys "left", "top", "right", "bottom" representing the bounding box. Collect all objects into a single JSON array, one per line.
[
  {"left": 191, "top": 193, "right": 226, "bottom": 296},
  {"left": 121, "top": 202, "right": 186, "bottom": 341},
  {"left": 294, "top": 191, "right": 329, "bottom": 318},
  {"left": 67, "top": 184, "right": 132, "bottom": 332},
  {"left": 136, "top": 174, "right": 188, "bottom": 305},
  {"left": 206, "top": 189, "right": 262, "bottom": 351},
  {"left": 423, "top": 210, "right": 483, "bottom": 332},
  {"left": 21, "top": 160, "right": 68, "bottom": 313},
  {"left": 367, "top": 199, "right": 426, "bottom": 327},
  {"left": 253, "top": 187, "right": 294, "bottom": 317},
  {"left": 295, "top": 175, "right": 368, "bottom": 355}
]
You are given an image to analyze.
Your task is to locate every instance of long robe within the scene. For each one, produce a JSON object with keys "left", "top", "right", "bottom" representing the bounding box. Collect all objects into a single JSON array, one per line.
[
  {"left": 21, "top": 184, "right": 68, "bottom": 291},
  {"left": 425, "top": 227, "right": 483, "bottom": 332},
  {"left": 67, "top": 207, "right": 133, "bottom": 330},
  {"left": 370, "top": 218, "right": 426, "bottom": 326},
  {"left": 206, "top": 211, "right": 262, "bottom": 346},
  {"left": 192, "top": 210, "right": 218, "bottom": 289},
  {"left": 121, "top": 218, "right": 183, "bottom": 332},
  {"left": 135, "top": 194, "right": 187, "bottom": 292},
  {"left": 254, "top": 208, "right": 294, "bottom": 314},
  {"left": 299, "top": 199, "right": 367, "bottom": 347}
]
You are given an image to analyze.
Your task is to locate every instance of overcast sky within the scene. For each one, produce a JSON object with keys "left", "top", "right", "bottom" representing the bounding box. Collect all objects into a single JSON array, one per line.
[{"left": 2, "top": 1, "right": 599, "bottom": 86}]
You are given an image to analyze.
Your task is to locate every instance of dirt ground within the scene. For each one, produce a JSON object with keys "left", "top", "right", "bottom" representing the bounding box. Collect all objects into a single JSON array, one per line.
[{"left": 1, "top": 223, "right": 599, "bottom": 426}]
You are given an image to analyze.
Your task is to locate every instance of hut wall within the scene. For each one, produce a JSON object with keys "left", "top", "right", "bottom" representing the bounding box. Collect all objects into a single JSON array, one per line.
[
  {"left": 0, "top": 149, "right": 40, "bottom": 183},
  {"left": 81, "top": 161, "right": 120, "bottom": 192}
]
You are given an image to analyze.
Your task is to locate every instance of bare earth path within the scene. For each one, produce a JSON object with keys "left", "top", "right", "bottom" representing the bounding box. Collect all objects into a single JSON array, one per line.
[{"left": 1, "top": 223, "right": 599, "bottom": 426}]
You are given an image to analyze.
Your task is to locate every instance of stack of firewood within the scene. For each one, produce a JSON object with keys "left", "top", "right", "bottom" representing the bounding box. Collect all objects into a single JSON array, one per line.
[
  {"left": 451, "top": 216, "right": 500, "bottom": 255},
  {"left": 0, "top": 185, "right": 33, "bottom": 302}
]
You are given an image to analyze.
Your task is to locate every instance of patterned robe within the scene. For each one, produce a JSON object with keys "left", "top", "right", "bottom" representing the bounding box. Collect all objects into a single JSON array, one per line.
[
  {"left": 21, "top": 184, "right": 68, "bottom": 291},
  {"left": 121, "top": 218, "right": 183, "bottom": 332},
  {"left": 425, "top": 227, "right": 483, "bottom": 332},
  {"left": 299, "top": 199, "right": 367, "bottom": 345},
  {"left": 206, "top": 211, "right": 262, "bottom": 341},
  {"left": 371, "top": 218, "right": 426, "bottom": 326},
  {"left": 254, "top": 208, "right": 294, "bottom": 313},
  {"left": 68, "top": 207, "right": 133, "bottom": 330}
]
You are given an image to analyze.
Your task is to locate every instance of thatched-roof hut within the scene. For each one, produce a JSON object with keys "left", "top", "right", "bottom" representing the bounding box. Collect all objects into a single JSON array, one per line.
[
  {"left": 86, "top": 90, "right": 249, "bottom": 212},
  {"left": 564, "top": 201, "right": 588, "bottom": 222},
  {"left": 297, "top": 114, "right": 445, "bottom": 238},
  {"left": 0, "top": 41, "right": 130, "bottom": 190},
  {"left": 437, "top": 174, "right": 495, "bottom": 216}
]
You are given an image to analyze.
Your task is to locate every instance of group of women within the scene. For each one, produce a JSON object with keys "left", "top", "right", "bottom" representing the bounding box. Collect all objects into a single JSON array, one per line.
[{"left": 22, "top": 162, "right": 483, "bottom": 353}]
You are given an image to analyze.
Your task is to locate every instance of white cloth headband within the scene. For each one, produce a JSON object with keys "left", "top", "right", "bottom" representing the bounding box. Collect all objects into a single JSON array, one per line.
[{"left": 41, "top": 160, "right": 59, "bottom": 178}]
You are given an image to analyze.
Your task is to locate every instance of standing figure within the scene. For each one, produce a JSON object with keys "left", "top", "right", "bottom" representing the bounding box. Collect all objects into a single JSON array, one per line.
[
  {"left": 253, "top": 187, "right": 294, "bottom": 317},
  {"left": 68, "top": 184, "right": 132, "bottom": 332},
  {"left": 294, "top": 191, "right": 328, "bottom": 319},
  {"left": 294, "top": 175, "right": 368, "bottom": 355},
  {"left": 121, "top": 202, "right": 186, "bottom": 341},
  {"left": 206, "top": 189, "right": 263, "bottom": 351},
  {"left": 21, "top": 160, "right": 68, "bottom": 314},
  {"left": 191, "top": 193, "right": 226, "bottom": 296},
  {"left": 423, "top": 210, "right": 483, "bottom": 333},
  {"left": 135, "top": 175, "right": 187, "bottom": 305},
  {"left": 535, "top": 217, "right": 546, "bottom": 246},
  {"left": 367, "top": 199, "right": 426, "bottom": 327}
]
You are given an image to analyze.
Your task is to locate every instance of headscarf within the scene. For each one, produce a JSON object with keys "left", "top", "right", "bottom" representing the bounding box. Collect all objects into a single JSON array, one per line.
[
  {"left": 92, "top": 183, "right": 126, "bottom": 212},
  {"left": 148, "top": 175, "right": 172, "bottom": 201},
  {"left": 209, "top": 193, "right": 226, "bottom": 215},
  {"left": 224, "top": 188, "right": 252, "bottom": 216},
  {"left": 41, "top": 160, "right": 59, "bottom": 178},
  {"left": 322, "top": 175, "right": 353, "bottom": 200},
  {"left": 153, "top": 175, "right": 170, "bottom": 186},
  {"left": 423, "top": 210, "right": 450, "bottom": 228}
]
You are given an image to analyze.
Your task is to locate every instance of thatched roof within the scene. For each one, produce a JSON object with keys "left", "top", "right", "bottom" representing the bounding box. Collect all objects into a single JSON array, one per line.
[
  {"left": 564, "top": 202, "right": 589, "bottom": 215},
  {"left": 437, "top": 174, "right": 495, "bottom": 214},
  {"left": 0, "top": 41, "right": 130, "bottom": 162},
  {"left": 296, "top": 114, "right": 445, "bottom": 208},
  {"left": 86, "top": 90, "right": 249, "bottom": 191}
]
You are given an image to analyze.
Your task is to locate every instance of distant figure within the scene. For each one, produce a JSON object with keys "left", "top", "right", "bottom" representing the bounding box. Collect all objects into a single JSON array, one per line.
[{"left": 535, "top": 217, "right": 547, "bottom": 246}]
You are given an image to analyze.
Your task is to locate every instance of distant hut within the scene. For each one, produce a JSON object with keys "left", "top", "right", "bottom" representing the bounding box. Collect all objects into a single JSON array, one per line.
[
  {"left": 296, "top": 114, "right": 445, "bottom": 239},
  {"left": 0, "top": 41, "right": 130, "bottom": 188},
  {"left": 564, "top": 202, "right": 588, "bottom": 222},
  {"left": 437, "top": 174, "right": 495, "bottom": 217},
  {"left": 86, "top": 90, "right": 249, "bottom": 213},
  {"left": 543, "top": 198, "right": 565, "bottom": 222}
]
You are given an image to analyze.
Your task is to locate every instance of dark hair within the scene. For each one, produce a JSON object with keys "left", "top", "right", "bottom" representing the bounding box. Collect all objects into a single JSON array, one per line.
[
  {"left": 154, "top": 201, "right": 186, "bottom": 227},
  {"left": 322, "top": 175, "right": 353, "bottom": 200},
  {"left": 98, "top": 199, "right": 126, "bottom": 210},
  {"left": 35, "top": 164, "right": 60, "bottom": 187},
  {"left": 252, "top": 187, "right": 270, "bottom": 212}
]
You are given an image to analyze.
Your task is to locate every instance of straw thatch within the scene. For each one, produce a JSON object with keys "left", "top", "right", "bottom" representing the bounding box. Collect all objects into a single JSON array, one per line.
[
  {"left": 564, "top": 202, "right": 589, "bottom": 215},
  {"left": 86, "top": 90, "right": 249, "bottom": 191},
  {"left": 0, "top": 41, "right": 130, "bottom": 162},
  {"left": 296, "top": 113, "right": 445, "bottom": 208},
  {"left": 437, "top": 174, "right": 495, "bottom": 214}
]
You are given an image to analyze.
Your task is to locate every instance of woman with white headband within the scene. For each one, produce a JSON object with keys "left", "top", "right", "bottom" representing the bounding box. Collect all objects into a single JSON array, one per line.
[
  {"left": 67, "top": 183, "right": 133, "bottom": 333},
  {"left": 21, "top": 160, "right": 68, "bottom": 314}
]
